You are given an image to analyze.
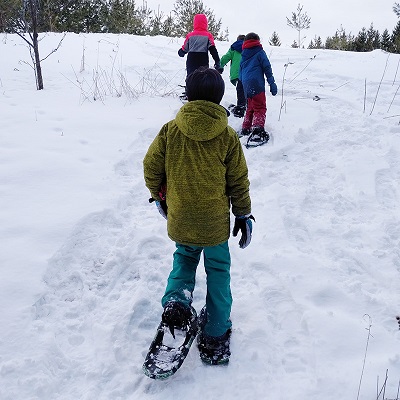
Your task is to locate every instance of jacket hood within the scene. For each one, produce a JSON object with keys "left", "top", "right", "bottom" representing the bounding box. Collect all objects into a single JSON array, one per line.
[
  {"left": 193, "top": 14, "right": 208, "bottom": 31},
  {"left": 231, "top": 40, "right": 244, "bottom": 53},
  {"left": 241, "top": 45, "right": 263, "bottom": 62},
  {"left": 175, "top": 100, "right": 228, "bottom": 141}
]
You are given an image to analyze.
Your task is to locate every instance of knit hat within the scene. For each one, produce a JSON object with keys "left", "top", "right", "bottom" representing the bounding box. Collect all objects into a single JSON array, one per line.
[
  {"left": 244, "top": 32, "right": 260, "bottom": 41},
  {"left": 185, "top": 67, "right": 225, "bottom": 104},
  {"left": 237, "top": 34, "right": 245, "bottom": 41}
]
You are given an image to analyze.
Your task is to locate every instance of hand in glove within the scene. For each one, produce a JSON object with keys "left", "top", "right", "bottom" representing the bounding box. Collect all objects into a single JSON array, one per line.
[
  {"left": 270, "top": 82, "right": 278, "bottom": 96},
  {"left": 149, "top": 197, "right": 167, "bottom": 219},
  {"left": 232, "top": 214, "right": 255, "bottom": 249},
  {"left": 178, "top": 48, "right": 186, "bottom": 57},
  {"left": 155, "top": 200, "right": 167, "bottom": 219},
  {"left": 214, "top": 63, "right": 224, "bottom": 74}
]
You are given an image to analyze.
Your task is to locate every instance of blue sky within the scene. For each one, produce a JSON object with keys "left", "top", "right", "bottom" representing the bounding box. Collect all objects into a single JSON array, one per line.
[{"left": 145, "top": 0, "right": 399, "bottom": 46}]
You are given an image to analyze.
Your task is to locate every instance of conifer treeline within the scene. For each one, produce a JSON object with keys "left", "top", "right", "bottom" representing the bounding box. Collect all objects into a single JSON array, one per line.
[
  {"left": 2, "top": 0, "right": 400, "bottom": 53},
  {"left": 305, "top": 23, "right": 400, "bottom": 53},
  {"left": 0, "top": 0, "right": 229, "bottom": 40}
]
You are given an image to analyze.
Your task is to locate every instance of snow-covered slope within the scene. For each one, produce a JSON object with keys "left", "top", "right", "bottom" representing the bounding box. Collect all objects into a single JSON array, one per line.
[{"left": 1, "top": 33, "right": 399, "bottom": 399}]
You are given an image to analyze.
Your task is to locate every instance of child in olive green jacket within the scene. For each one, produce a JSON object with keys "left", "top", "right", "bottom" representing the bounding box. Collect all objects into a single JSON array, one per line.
[{"left": 143, "top": 67, "right": 254, "bottom": 364}]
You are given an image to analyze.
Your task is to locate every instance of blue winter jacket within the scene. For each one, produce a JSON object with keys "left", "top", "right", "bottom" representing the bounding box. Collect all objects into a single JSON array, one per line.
[{"left": 239, "top": 42, "right": 276, "bottom": 98}]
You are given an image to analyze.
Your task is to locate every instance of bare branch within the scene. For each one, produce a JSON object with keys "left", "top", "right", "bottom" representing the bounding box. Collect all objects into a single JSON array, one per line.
[{"left": 40, "top": 33, "right": 67, "bottom": 62}]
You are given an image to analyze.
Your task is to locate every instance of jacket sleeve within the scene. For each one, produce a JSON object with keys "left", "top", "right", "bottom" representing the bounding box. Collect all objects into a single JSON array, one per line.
[
  {"left": 220, "top": 49, "right": 233, "bottom": 68},
  {"left": 209, "top": 45, "right": 221, "bottom": 64},
  {"left": 225, "top": 130, "right": 251, "bottom": 216},
  {"left": 261, "top": 52, "right": 275, "bottom": 85},
  {"left": 143, "top": 124, "right": 168, "bottom": 200}
]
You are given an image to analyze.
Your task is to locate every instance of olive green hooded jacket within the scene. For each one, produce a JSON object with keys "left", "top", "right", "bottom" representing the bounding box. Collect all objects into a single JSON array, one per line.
[{"left": 143, "top": 100, "right": 251, "bottom": 247}]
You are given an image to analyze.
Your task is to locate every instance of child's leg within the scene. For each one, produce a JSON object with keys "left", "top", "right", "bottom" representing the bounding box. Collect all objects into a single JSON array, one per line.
[
  {"left": 162, "top": 243, "right": 202, "bottom": 308},
  {"left": 242, "top": 96, "right": 254, "bottom": 130},
  {"left": 251, "top": 92, "right": 267, "bottom": 128},
  {"left": 236, "top": 80, "right": 246, "bottom": 108},
  {"left": 203, "top": 241, "right": 232, "bottom": 337}
]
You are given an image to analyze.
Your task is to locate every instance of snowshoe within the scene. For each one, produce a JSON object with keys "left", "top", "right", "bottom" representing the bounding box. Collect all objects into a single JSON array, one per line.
[
  {"left": 228, "top": 104, "right": 245, "bottom": 118},
  {"left": 197, "top": 306, "right": 231, "bottom": 365},
  {"left": 143, "top": 302, "right": 198, "bottom": 379},
  {"left": 245, "top": 127, "right": 270, "bottom": 148},
  {"left": 237, "top": 128, "right": 251, "bottom": 138}
]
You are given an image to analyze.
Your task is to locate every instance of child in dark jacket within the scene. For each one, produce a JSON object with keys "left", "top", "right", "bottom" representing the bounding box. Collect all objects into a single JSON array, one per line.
[
  {"left": 143, "top": 67, "right": 254, "bottom": 365},
  {"left": 239, "top": 32, "right": 277, "bottom": 142},
  {"left": 178, "top": 14, "right": 223, "bottom": 78},
  {"left": 220, "top": 34, "right": 246, "bottom": 118}
]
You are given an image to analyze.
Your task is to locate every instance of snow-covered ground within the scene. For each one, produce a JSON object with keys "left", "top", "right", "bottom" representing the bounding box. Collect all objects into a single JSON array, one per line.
[{"left": 1, "top": 33, "right": 399, "bottom": 399}]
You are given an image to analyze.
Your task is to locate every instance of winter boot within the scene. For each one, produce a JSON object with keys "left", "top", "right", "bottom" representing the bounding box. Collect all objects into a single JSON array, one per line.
[
  {"left": 162, "top": 301, "right": 197, "bottom": 339},
  {"left": 232, "top": 105, "right": 245, "bottom": 118},
  {"left": 238, "top": 128, "right": 251, "bottom": 138},
  {"left": 245, "top": 126, "right": 270, "bottom": 147},
  {"left": 197, "top": 306, "right": 231, "bottom": 365}
]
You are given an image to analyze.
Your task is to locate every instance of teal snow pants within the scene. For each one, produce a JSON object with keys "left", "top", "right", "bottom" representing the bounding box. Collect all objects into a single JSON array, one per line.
[{"left": 161, "top": 241, "right": 232, "bottom": 337}]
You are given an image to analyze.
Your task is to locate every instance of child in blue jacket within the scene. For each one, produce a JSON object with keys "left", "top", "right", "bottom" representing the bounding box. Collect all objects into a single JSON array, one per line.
[{"left": 239, "top": 32, "right": 277, "bottom": 143}]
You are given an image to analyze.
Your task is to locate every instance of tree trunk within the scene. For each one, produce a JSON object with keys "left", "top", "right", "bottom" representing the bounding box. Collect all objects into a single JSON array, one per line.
[{"left": 29, "top": 0, "right": 44, "bottom": 90}]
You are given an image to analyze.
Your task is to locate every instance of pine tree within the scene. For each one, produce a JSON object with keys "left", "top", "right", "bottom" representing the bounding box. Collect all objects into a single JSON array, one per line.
[
  {"left": 381, "top": 28, "right": 392, "bottom": 52},
  {"left": 391, "top": 20, "right": 400, "bottom": 53},
  {"left": 308, "top": 35, "right": 322, "bottom": 49},
  {"left": 325, "top": 26, "right": 348, "bottom": 51},
  {"left": 286, "top": 3, "right": 311, "bottom": 48},
  {"left": 269, "top": 31, "right": 281, "bottom": 46},
  {"left": 366, "top": 23, "right": 380, "bottom": 51},
  {"left": 172, "top": 0, "right": 226, "bottom": 40},
  {"left": 354, "top": 27, "right": 368, "bottom": 52},
  {"left": 394, "top": 2, "right": 400, "bottom": 17}
]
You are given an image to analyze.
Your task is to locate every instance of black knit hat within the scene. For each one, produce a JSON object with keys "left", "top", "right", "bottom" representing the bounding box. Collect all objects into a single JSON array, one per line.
[
  {"left": 185, "top": 67, "right": 225, "bottom": 104},
  {"left": 244, "top": 32, "right": 260, "bottom": 41}
]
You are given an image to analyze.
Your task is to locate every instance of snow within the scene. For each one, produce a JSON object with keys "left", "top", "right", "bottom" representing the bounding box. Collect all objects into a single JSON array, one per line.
[{"left": 1, "top": 32, "right": 400, "bottom": 399}]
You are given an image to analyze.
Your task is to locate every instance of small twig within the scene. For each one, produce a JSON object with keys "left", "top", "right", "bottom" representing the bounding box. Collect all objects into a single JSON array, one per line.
[
  {"left": 288, "top": 55, "right": 316, "bottom": 84},
  {"left": 356, "top": 314, "right": 373, "bottom": 400},
  {"left": 279, "top": 60, "right": 294, "bottom": 121},
  {"left": 332, "top": 81, "right": 349, "bottom": 91},
  {"left": 376, "top": 370, "right": 388, "bottom": 400},
  {"left": 40, "top": 33, "right": 66, "bottom": 62},
  {"left": 370, "top": 54, "right": 390, "bottom": 115},
  {"left": 387, "top": 83, "right": 400, "bottom": 113},
  {"left": 383, "top": 114, "right": 400, "bottom": 119},
  {"left": 393, "top": 59, "right": 400, "bottom": 86},
  {"left": 364, "top": 79, "right": 367, "bottom": 113}
]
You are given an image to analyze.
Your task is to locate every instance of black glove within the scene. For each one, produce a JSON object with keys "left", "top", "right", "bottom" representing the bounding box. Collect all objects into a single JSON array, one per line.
[
  {"left": 149, "top": 197, "right": 167, "bottom": 219},
  {"left": 214, "top": 63, "right": 224, "bottom": 74},
  {"left": 232, "top": 214, "right": 255, "bottom": 249},
  {"left": 270, "top": 82, "right": 278, "bottom": 96},
  {"left": 178, "top": 48, "right": 186, "bottom": 57}
]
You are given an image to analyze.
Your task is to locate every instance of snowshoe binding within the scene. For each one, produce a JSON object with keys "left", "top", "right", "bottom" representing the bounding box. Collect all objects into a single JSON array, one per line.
[
  {"left": 197, "top": 306, "right": 231, "bottom": 365},
  {"left": 245, "top": 126, "right": 270, "bottom": 148},
  {"left": 143, "top": 301, "right": 198, "bottom": 379}
]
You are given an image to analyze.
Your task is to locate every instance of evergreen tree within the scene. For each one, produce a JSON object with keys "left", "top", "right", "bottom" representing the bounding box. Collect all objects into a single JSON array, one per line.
[
  {"left": 394, "top": 2, "right": 400, "bottom": 17},
  {"left": 161, "top": 13, "right": 175, "bottom": 36},
  {"left": 366, "top": 23, "right": 380, "bottom": 51},
  {"left": 286, "top": 3, "right": 311, "bottom": 48},
  {"left": 353, "top": 27, "right": 368, "bottom": 52},
  {"left": 291, "top": 40, "right": 298, "bottom": 48},
  {"left": 106, "top": 0, "right": 136, "bottom": 34},
  {"left": 0, "top": 0, "right": 21, "bottom": 32},
  {"left": 308, "top": 35, "right": 322, "bottom": 49},
  {"left": 381, "top": 28, "right": 392, "bottom": 52},
  {"left": 269, "top": 31, "right": 281, "bottom": 46},
  {"left": 391, "top": 20, "right": 400, "bottom": 53},
  {"left": 325, "top": 26, "right": 349, "bottom": 51},
  {"left": 172, "top": 0, "right": 226, "bottom": 40}
]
